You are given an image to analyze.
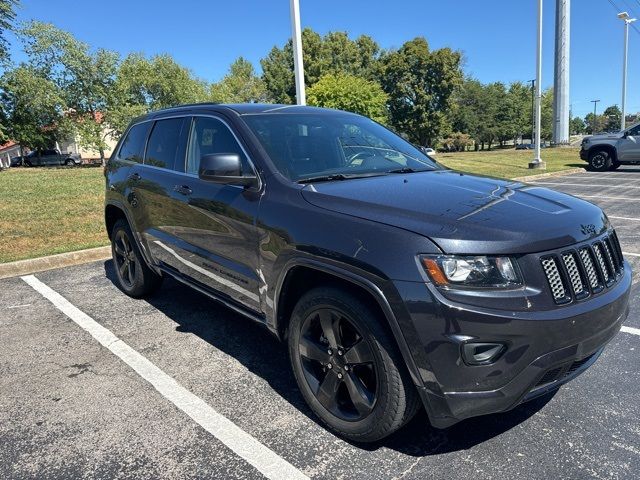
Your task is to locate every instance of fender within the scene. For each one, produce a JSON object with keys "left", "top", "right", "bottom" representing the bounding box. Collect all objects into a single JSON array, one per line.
[
  {"left": 104, "top": 199, "right": 160, "bottom": 276},
  {"left": 273, "top": 257, "right": 424, "bottom": 388}
]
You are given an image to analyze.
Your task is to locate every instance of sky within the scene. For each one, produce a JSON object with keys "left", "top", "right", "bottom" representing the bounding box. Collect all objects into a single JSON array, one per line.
[{"left": 7, "top": 0, "right": 640, "bottom": 119}]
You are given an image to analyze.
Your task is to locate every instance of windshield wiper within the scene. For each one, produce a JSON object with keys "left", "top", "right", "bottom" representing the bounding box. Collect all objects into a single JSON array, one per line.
[
  {"left": 387, "top": 167, "right": 416, "bottom": 174},
  {"left": 297, "top": 172, "right": 386, "bottom": 184}
]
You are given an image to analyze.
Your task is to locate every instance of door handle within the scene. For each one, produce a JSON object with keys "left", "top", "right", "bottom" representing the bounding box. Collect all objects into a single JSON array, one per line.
[
  {"left": 174, "top": 185, "right": 193, "bottom": 196},
  {"left": 128, "top": 172, "right": 141, "bottom": 181}
]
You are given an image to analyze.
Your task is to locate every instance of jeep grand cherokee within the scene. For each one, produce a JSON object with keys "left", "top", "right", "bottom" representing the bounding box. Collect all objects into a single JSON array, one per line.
[{"left": 104, "top": 104, "right": 631, "bottom": 442}]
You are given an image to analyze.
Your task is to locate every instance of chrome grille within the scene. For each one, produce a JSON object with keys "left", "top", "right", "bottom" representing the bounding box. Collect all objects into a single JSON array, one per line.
[
  {"left": 562, "top": 252, "right": 585, "bottom": 296},
  {"left": 593, "top": 243, "right": 610, "bottom": 282},
  {"left": 541, "top": 257, "right": 566, "bottom": 301},
  {"left": 540, "top": 230, "right": 623, "bottom": 305},
  {"left": 579, "top": 247, "right": 600, "bottom": 290}
]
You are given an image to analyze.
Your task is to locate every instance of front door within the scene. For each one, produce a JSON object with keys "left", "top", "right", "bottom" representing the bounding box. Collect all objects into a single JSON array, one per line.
[
  {"left": 158, "top": 115, "right": 262, "bottom": 312},
  {"left": 618, "top": 124, "right": 640, "bottom": 162}
]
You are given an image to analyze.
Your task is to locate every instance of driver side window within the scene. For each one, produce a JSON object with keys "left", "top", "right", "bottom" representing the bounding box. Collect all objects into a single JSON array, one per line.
[{"left": 628, "top": 125, "right": 640, "bottom": 137}]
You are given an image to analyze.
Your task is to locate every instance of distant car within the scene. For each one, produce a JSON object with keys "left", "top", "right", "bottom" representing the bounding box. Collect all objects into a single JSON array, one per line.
[
  {"left": 580, "top": 122, "right": 640, "bottom": 171},
  {"left": 419, "top": 146, "right": 436, "bottom": 156},
  {"left": 22, "top": 149, "right": 82, "bottom": 167},
  {"left": 516, "top": 143, "right": 534, "bottom": 150},
  {"left": 10, "top": 156, "right": 23, "bottom": 167}
]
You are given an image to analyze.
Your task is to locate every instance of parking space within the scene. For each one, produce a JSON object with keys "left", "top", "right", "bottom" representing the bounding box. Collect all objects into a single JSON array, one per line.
[{"left": 1, "top": 167, "right": 640, "bottom": 479}]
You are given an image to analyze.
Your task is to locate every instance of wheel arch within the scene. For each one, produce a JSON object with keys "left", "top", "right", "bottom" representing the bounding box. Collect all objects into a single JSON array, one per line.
[
  {"left": 273, "top": 258, "right": 423, "bottom": 387},
  {"left": 588, "top": 144, "right": 618, "bottom": 162},
  {"left": 105, "top": 200, "right": 158, "bottom": 274}
]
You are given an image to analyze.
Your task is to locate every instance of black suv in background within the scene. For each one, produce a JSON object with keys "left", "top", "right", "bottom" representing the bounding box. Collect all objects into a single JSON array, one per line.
[{"left": 105, "top": 104, "right": 631, "bottom": 442}]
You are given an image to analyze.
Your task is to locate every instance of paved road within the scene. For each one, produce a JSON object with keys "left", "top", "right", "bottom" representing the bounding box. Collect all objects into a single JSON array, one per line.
[{"left": 1, "top": 167, "right": 639, "bottom": 479}]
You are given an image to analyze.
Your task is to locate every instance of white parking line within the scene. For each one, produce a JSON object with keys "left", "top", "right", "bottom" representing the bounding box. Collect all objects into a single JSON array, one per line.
[
  {"left": 623, "top": 252, "right": 640, "bottom": 257},
  {"left": 21, "top": 274, "right": 309, "bottom": 480},
  {"left": 609, "top": 216, "right": 640, "bottom": 221},
  {"left": 532, "top": 182, "right": 640, "bottom": 189},
  {"left": 562, "top": 194, "right": 638, "bottom": 201},
  {"left": 621, "top": 326, "right": 640, "bottom": 337}
]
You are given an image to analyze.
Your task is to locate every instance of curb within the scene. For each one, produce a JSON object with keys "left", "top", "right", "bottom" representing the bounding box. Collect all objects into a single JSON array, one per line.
[
  {"left": 512, "top": 167, "right": 585, "bottom": 182},
  {"left": 0, "top": 246, "right": 111, "bottom": 280}
]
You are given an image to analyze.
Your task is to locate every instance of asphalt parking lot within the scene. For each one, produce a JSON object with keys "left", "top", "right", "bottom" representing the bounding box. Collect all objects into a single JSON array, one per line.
[{"left": 1, "top": 167, "right": 639, "bottom": 479}]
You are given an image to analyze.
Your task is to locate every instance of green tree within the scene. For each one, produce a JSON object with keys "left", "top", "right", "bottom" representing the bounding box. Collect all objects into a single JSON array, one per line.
[
  {"left": 210, "top": 57, "right": 267, "bottom": 103},
  {"left": 21, "top": 21, "right": 120, "bottom": 164},
  {"left": 110, "top": 53, "right": 209, "bottom": 135},
  {"left": 0, "top": 0, "right": 18, "bottom": 63},
  {"left": 0, "top": 65, "right": 65, "bottom": 154},
  {"left": 603, "top": 105, "right": 622, "bottom": 132},
  {"left": 307, "top": 73, "right": 388, "bottom": 123},
  {"left": 380, "top": 37, "right": 462, "bottom": 146},
  {"left": 570, "top": 116, "right": 585, "bottom": 135},
  {"left": 260, "top": 28, "right": 382, "bottom": 104}
]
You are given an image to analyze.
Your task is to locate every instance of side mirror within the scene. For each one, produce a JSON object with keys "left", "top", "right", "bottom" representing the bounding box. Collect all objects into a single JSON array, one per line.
[{"left": 198, "top": 153, "right": 257, "bottom": 187}]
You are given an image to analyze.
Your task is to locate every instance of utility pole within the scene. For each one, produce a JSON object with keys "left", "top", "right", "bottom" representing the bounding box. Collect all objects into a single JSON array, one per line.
[
  {"left": 618, "top": 12, "right": 636, "bottom": 131},
  {"left": 552, "top": 0, "right": 570, "bottom": 145},
  {"left": 591, "top": 99, "right": 600, "bottom": 134},
  {"left": 529, "top": 0, "right": 546, "bottom": 169},
  {"left": 290, "top": 0, "right": 306, "bottom": 105},
  {"left": 529, "top": 79, "right": 535, "bottom": 143}
]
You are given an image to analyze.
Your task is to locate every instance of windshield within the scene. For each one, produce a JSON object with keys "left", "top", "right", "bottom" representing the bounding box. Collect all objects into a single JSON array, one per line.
[{"left": 242, "top": 112, "right": 440, "bottom": 182}]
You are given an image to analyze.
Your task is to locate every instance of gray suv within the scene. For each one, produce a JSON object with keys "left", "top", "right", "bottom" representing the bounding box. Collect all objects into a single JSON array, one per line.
[
  {"left": 580, "top": 122, "right": 640, "bottom": 171},
  {"left": 105, "top": 104, "right": 631, "bottom": 442}
]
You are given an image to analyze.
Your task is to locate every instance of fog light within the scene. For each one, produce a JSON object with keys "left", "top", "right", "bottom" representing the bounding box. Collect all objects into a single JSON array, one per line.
[{"left": 462, "top": 342, "right": 506, "bottom": 366}]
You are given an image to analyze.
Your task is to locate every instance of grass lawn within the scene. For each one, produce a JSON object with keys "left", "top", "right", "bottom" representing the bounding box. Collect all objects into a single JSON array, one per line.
[
  {"left": 0, "top": 167, "right": 108, "bottom": 263},
  {"left": 0, "top": 147, "right": 584, "bottom": 263},
  {"left": 437, "top": 147, "right": 584, "bottom": 179}
]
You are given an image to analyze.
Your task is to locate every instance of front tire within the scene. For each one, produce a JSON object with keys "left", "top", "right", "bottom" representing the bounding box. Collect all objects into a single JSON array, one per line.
[
  {"left": 588, "top": 150, "right": 612, "bottom": 171},
  {"left": 288, "top": 287, "right": 419, "bottom": 442},
  {"left": 111, "top": 219, "right": 162, "bottom": 297},
  {"left": 65, "top": 158, "right": 76, "bottom": 166}
]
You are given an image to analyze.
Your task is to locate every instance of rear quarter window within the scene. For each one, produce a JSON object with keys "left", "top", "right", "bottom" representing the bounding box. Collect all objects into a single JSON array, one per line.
[{"left": 118, "top": 122, "right": 151, "bottom": 163}]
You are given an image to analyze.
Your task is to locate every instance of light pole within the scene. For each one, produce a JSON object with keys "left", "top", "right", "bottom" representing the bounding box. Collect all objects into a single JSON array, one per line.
[
  {"left": 529, "top": 0, "right": 546, "bottom": 169},
  {"left": 290, "top": 0, "right": 306, "bottom": 105},
  {"left": 618, "top": 12, "right": 636, "bottom": 131},
  {"left": 591, "top": 99, "right": 600, "bottom": 133},
  {"left": 529, "top": 79, "right": 535, "bottom": 143}
]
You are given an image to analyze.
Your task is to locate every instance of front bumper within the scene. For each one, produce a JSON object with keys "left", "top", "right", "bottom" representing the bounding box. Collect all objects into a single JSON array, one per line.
[
  {"left": 580, "top": 147, "right": 588, "bottom": 160},
  {"left": 392, "top": 261, "right": 631, "bottom": 428}
]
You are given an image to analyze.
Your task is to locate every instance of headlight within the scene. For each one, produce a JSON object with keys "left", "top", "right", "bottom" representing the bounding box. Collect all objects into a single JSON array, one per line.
[{"left": 420, "top": 255, "right": 522, "bottom": 289}]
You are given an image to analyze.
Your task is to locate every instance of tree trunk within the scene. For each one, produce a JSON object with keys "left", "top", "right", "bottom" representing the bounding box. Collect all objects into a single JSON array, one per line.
[{"left": 99, "top": 146, "right": 105, "bottom": 167}]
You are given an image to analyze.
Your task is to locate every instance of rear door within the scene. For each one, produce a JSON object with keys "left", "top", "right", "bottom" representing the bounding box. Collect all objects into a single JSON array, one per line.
[
  {"left": 130, "top": 116, "right": 192, "bottom": 271},
  {"left": 617, "top": 124, "right": 640, "bottom": 162},
  {"left": 157, "top": 115, "right": 263, "bottom": 312}
]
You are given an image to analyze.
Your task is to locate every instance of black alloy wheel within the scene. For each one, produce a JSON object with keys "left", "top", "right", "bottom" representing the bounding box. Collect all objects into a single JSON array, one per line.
[
  {"left": 298, "top": 307, "right": 378, "bottom": 421},
  {"left": 288, "top": 287, "right": 420, "bottom": 442},
  {"left": 110, "top": 218, "right": 162, "bottom": 297},
  {"left": 114, "top": 228, "right": 137, "bottom": 288}
]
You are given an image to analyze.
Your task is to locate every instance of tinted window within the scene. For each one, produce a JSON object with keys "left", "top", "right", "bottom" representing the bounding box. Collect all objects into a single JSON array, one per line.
[
  {"left": 118, "top": 122, "right": 151, "bottom": 163},
  {"left": 43, "top": 149, "right": 57, "bottom": 156},
  {"left": 629, "top": 124, "right": 640, "bottom": 136},
  {"left": 186, "top": 117, "right": 251, "bottom": 175},
  {"left": 243, "top": 113, "right": 439, "bottom": 181},
  {"left": 144, "top": 118, "right": 187, "bottom": 171}
]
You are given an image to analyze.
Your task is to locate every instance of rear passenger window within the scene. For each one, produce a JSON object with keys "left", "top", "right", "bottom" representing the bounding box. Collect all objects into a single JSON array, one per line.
[
  {"left": 186, "top": 117, "right": 252, "bottom": 175},
  {"left": 145, "top": 118, "right": 187, "bottom": 171},
  {"left": 118, "top": 123, "right": 151, "bottom": 163}
]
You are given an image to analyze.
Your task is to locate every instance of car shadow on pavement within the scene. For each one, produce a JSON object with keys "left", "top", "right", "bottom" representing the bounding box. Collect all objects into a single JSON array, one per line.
[{"left": 105, "top": 261, "right": 555, "bottom": 456}]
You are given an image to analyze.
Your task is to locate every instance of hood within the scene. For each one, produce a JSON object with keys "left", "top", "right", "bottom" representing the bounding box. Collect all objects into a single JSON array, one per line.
[
  {"left": 584, "top": 132, "right": 623, "bottom": 142},
  {"left": 301, "top": 170, "right": 610, "bottom": 254}
]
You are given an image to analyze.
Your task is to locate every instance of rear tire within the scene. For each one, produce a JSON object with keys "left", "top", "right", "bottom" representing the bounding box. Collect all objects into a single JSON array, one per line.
[
  {"left": 111, "top": 219, "right": 162, "bottom": 297},
  {"left": 587, "top": 150, "right": 612, "bottom": 172},
  {"left": 288, "top": 287, "right": 419, "bottom": 443}
]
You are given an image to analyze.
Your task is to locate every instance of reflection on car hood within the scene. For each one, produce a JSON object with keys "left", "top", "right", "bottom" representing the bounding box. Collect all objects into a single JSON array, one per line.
[{"left": 300, "top": 170, "right": 609, "bottom": 254}]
